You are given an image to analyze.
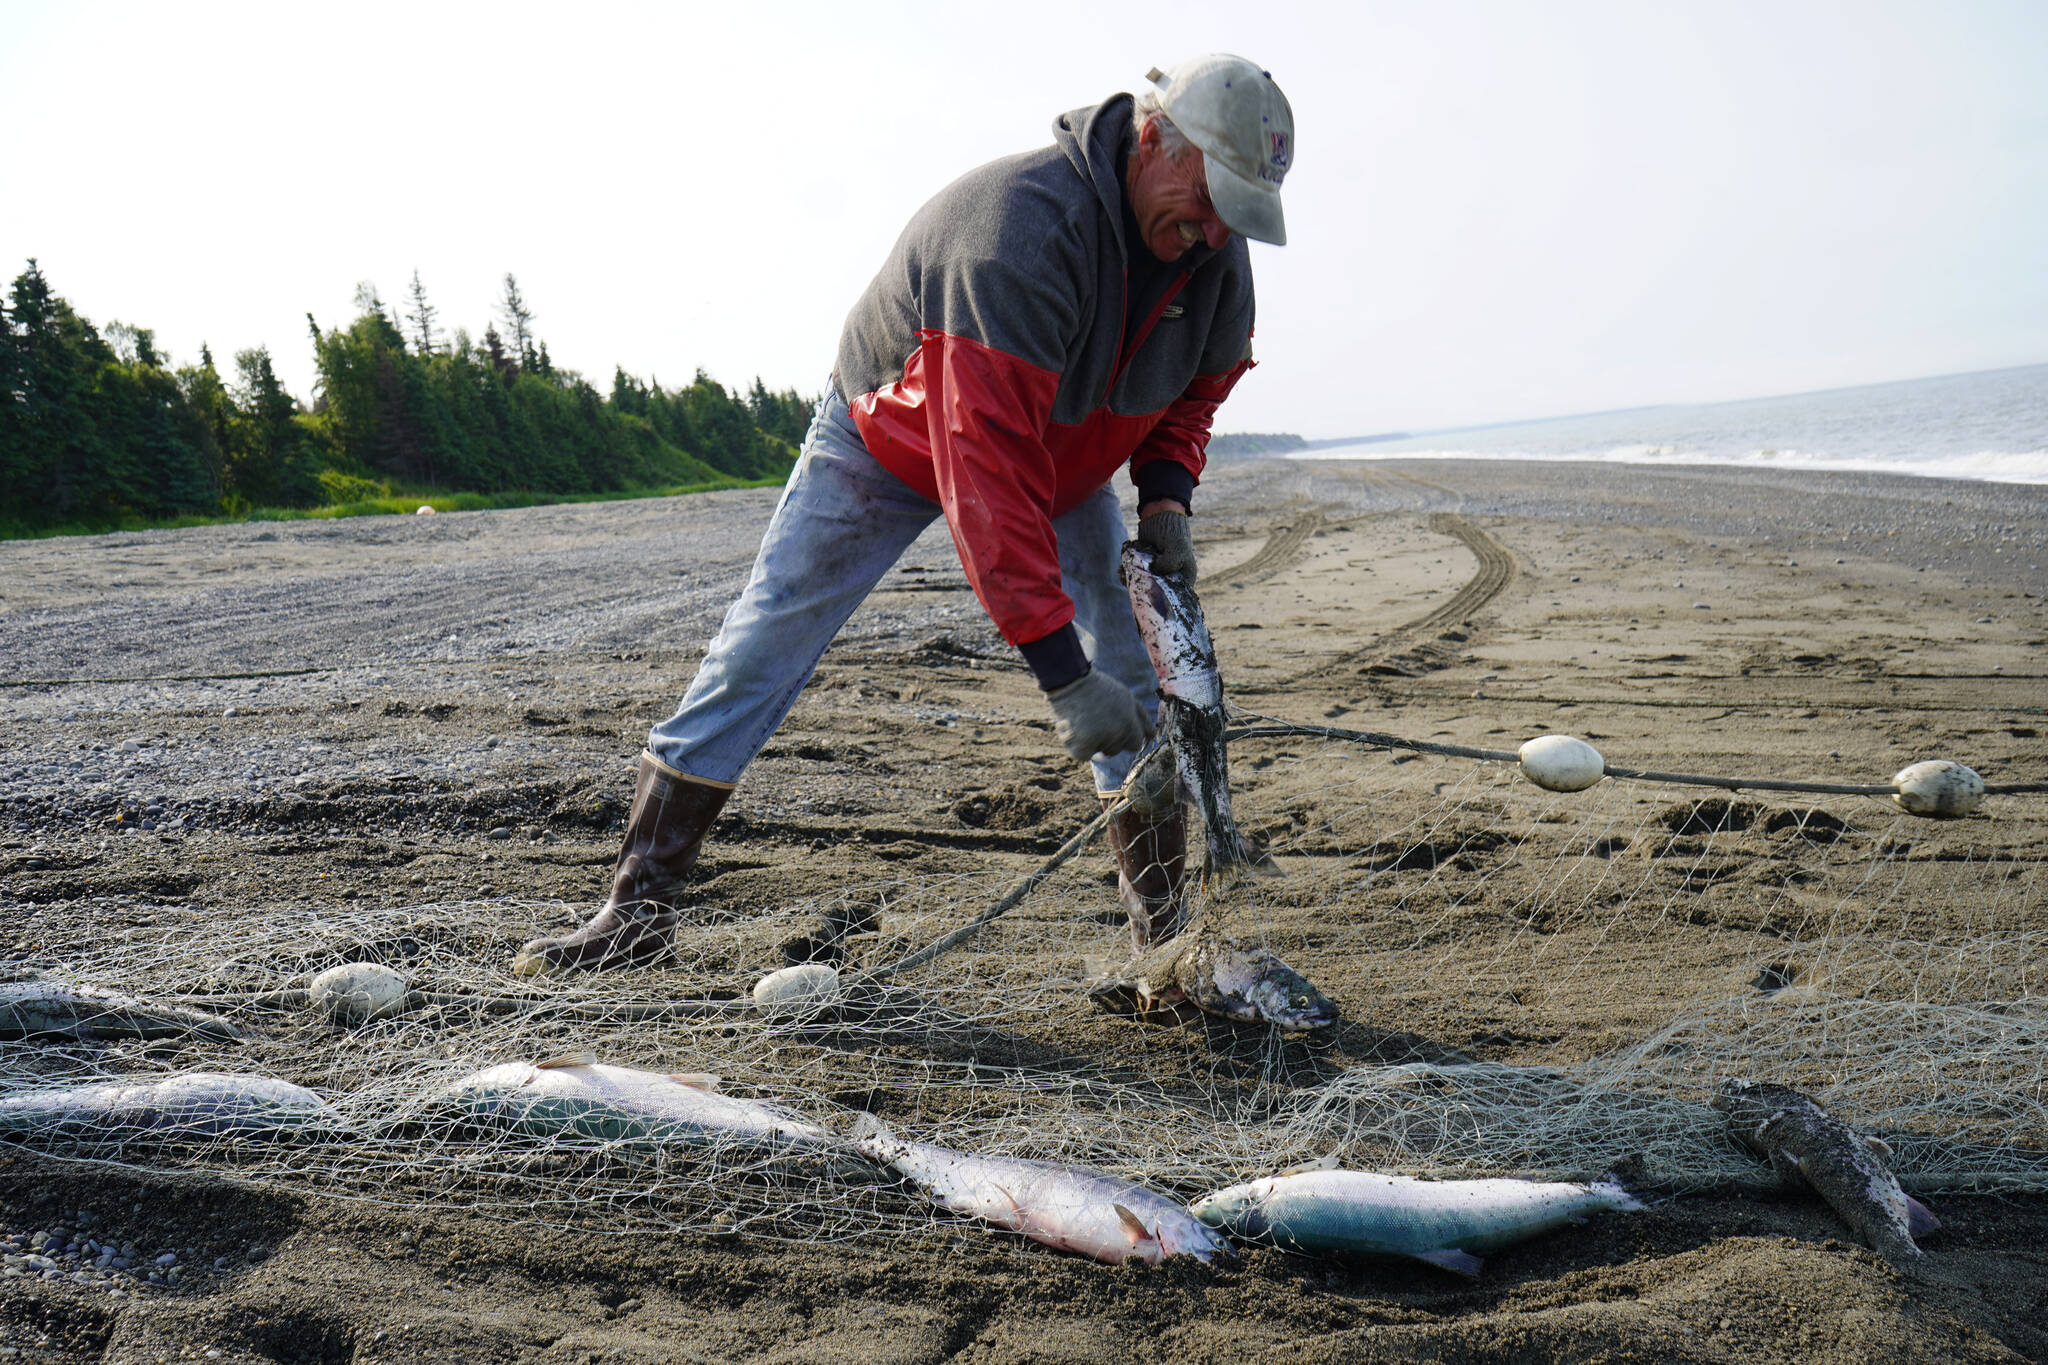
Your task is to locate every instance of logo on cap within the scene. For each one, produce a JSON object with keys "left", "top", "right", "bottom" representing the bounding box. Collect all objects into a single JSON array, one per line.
[{"left": 1260, "top": 130, "right": 1289, "bottom": 184}]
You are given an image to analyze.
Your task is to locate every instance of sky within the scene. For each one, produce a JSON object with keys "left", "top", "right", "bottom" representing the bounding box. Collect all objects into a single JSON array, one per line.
[{"left": 3, "top": 0, "right": 2044, "bottom": 439}]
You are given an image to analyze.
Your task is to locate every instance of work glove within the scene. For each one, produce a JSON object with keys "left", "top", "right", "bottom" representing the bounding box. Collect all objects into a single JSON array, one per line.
[
  {"left": 1137, "top": 509, "right": 1196, "bottom": 581},
  {"left": 1046, "top": 669, "right": 1153, "bottom": 762}
]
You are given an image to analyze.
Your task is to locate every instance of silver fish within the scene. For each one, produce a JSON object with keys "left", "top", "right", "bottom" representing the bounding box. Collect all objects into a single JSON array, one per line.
[
  {"left": 433, "top": 1053, "right": 834, "bottom": 1150},
  {"left": 1713, "top": 1077, "right": 1936, "bottom": 1263},
  {"left": 1088, "top": 918, "right": 1338, "bottom": 1033},
  {"left": 0, "top": 1072, "right": 334, "bottom": 1140},
  {"left": 854, "top": 1113, "right": 1230, "bottom": 1265},
  {"left": 1119, "top": 542, "right": 1269, "bottom": 889},
  {"left": 0, "top": 980, "right": 241, "bottom": 1042},
  {"left": 1191, "top": 1166, "right": 1644, "bottom": 1276}
]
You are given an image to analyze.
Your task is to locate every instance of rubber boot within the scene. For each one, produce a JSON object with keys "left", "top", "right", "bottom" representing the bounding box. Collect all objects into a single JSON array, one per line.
[
  {"left": 1103, "top": 796, "right": 1189, "bottom": 949},
  {"left": 512, "top": 753, "right": 731, "bottom": 975}
]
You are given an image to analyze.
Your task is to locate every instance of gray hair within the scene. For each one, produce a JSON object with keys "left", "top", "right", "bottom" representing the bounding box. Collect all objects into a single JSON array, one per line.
[{"left": 1133, "top": 89, "right": 1194, "bottom": 159}]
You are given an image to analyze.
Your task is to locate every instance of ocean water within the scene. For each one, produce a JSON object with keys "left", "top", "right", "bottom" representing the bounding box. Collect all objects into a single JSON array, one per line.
[{"left": 1306, "top": 363, "right": 2048, "bottom": 486}]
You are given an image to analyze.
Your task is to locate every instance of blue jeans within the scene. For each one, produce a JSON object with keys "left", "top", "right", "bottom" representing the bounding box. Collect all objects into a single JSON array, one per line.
[{"left": 648, "top": 387, "right": 1159, "bottom": 795}]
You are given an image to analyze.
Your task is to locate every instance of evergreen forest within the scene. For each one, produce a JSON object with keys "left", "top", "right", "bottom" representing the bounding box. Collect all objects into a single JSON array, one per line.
[{"left": 0, "top": 261, "right": 813, "bottom": 536}]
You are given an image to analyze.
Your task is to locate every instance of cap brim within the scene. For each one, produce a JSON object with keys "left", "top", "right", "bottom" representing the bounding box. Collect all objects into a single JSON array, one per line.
[{"left": 1204, "top": 153, "right": 1286, "bottom": 246}]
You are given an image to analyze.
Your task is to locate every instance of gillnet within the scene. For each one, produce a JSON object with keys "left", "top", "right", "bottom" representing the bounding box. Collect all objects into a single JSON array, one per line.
[{"left": 5, "top": 710, "right": 2045, "bottom": 1245}]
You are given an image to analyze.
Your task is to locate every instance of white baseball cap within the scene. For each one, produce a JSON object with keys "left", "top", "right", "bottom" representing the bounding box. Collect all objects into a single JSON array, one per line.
[{"left": 1145, "top": 55, "right": 1293, "bottom": 246}]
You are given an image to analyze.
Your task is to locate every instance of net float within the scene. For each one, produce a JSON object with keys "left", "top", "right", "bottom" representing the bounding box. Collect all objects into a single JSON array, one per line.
[{"left": 1518, "top": 734, "right": 1606, "bottom": 792}]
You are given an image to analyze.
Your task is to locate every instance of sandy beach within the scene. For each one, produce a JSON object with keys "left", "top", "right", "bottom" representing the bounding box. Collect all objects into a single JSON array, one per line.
[{"left": 2, "top": 456, "right": 2045, "bottom": 1363}]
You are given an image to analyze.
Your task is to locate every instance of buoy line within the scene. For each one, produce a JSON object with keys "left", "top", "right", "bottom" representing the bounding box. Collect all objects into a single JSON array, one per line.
[{"left": 1224, "top": 718, "right": 2046, "bottom": 803}]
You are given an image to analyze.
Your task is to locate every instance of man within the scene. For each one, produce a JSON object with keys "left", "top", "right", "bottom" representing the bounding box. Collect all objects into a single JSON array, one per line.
[{"left": 514, "top": 54, "right": 1294, "bottom": 975}]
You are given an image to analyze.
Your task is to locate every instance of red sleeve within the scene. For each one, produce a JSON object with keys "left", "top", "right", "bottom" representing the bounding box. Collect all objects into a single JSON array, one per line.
[
  {"left": 919, "top": 329, "right": 1074, "bottom": 647},
  {"left": 1127, "top": 353, "right": 1256, "bottom": 491}
]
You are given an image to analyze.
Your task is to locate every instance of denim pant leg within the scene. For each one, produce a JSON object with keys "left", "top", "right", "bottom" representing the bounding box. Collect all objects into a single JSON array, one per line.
[
  {"left": 1053, "top": 483, "right": 1160, "bottom": 796},
  {"left": 647, "top": 391, "right": 940, "bottom": 785}
]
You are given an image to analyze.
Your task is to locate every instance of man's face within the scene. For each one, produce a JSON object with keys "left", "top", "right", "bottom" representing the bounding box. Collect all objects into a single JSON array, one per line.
[{"left": 1129, "top": 126, "right": 1233, "bottom": 263}]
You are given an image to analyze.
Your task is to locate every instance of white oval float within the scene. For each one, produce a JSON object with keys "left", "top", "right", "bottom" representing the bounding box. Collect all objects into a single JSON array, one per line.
[
  {"left": 1891, "top": 760, "right": 1984, "bottom": 819},
  {"left": 416, "top": 505, "right": 436, "bottom": 515},
  {"left": 752, "top": 963, "right": 843, "bottom": 1019},
  {"left": 1518, "top": 734, "right": 1607, "bottom": 792},
  {"left": 308, "top": 962, "right": 409, "bottom": 1025}
]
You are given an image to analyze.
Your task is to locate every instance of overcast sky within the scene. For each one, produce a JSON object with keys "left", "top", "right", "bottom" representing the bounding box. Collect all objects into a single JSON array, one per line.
[{"left": 3, "top": 0, "right": 2043, "bottom": 438}]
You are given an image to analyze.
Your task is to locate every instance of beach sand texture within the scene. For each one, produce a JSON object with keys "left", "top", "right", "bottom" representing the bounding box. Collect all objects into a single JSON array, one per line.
[{"left": 1, "top": 458, "right": 2044, "bottom": 1362}]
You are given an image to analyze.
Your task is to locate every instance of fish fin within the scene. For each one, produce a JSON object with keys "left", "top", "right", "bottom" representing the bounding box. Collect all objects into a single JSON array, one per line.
[
  {"left": 535, "top": 1051, "right": 599, "bottom": 1070},
  {"left": 1862, "top": 1134, "right": 1894, "bottom": 1164},
  {"left": 666, "top": 1073, "right": 720, "bottom": 1091},
  {"left": 1905, "top": 1194, "right": 1940, "bottom": 1238},
  {"left": 990, "top": 1183, "right": 1026, "bottom": 1219},
  {"left": 1417, "top": 1248, "right": 1484, "bottom": 1277},
  {"left": 1275, "top": 1156, "right": 1339, "bottom": 1177},
  {"left": 1112, "top": 1203, "right": 1151, "bottom": 1246},
  {"left": 1238, "top": 833, "right": 1286, "bottom": 878}
]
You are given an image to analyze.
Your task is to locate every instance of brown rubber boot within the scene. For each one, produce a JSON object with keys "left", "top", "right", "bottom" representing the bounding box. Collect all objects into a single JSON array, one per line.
[
  {"left": 512, "top": 753, "right": 732, "bottom": 975},
  {"left": 1103, "top": 796, "right": 1189, "bottom": 949}
]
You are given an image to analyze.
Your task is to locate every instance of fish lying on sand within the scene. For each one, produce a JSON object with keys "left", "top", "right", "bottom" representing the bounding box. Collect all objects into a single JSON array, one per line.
[
  {"left": 854, "top": 1114, "right": 1230, "bottom": 1265},
  {"left": 1120, "top": 543, "right": 1274, "bottom": 890},
  {"left": 1713, "top": 1077, "right": 1937, "bottom": 1263},
  {"left": 0, "top": 1072, "right": 334, "bottom": 1140},
  {"left": 1088, "top": 917, "right": 1338, "bottom": 1033},
  {"left": 1191, "top": 1165, "right": 1645, "bottom": 1276},
  {"left": 0, "top": 979, "right": 242, "bottom": 1042},
  {"left": 432, "top": 1053, "right": 835, "bottom": 1150}
]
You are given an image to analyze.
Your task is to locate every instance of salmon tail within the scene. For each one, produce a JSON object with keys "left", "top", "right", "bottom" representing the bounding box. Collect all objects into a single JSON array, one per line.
[
  {"left": 852, "top": 1112, "right": 899, "bottom": 1160},
  {"left": 1238, "top": 832, "right": 1286, "bottom": 878},
  {"left": 1592, "top": 1175, "right": 1650, "bottom": 1213}
]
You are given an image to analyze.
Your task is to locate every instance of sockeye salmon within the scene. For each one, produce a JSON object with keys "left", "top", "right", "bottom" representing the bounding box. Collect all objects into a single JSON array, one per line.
[
  {"left": 433, "top": 1053, "right": 834, "bottom": 1151},
  {"left": 0, "top": 979, "right": 242, "bottom": 1042},
  {"left": 1088, "top": 919, "right": 1338, "bottom": 1033},
  {"left": 0, "top": 1072, "right": 333, "bottom": 1140},
  {"left": 1107, "top": 544, "right": 1331, "bottom": 1032},
  {"left": 855, "top": 1113, "right": 1229, "bottom": 1265},
  {"left": 1713, "top": 1077, "right": 1937, "bottom": 1263},
  {"left": 1119, "top": 542, "right": 1270, "bottom": 890},
  {"left": 1191, "top": 1165, "right": 1644, "bottom": 1276}
]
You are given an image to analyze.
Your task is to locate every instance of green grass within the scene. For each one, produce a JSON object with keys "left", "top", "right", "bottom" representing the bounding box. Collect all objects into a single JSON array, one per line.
[{"left": 0, "top": 477, "right": 788, "bottom": 542}]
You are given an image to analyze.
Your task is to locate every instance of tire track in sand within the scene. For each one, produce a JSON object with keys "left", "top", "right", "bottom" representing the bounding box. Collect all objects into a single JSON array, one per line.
[{"left": 1229, "top": 505, "right": 1516, "bottom": 691}]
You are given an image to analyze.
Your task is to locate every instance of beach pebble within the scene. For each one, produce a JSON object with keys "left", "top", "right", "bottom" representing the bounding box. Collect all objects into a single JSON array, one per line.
[
  {"left": 1891, "top": 760, "right": 1984, "bottom": 819},
  {"left": 752, "top": 963, "right": 843, "bottom": 1019},
  {"left": 309, "top": 962, "right": 410, "bottom": 1024},
  {"left": 1518, "top": 735, "right": 1606, "bottom": 792}
]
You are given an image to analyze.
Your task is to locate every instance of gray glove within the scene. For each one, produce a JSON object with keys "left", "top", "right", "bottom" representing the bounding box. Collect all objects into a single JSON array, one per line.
[
  {"left": 1046, "top": 669, "right": 1153, "bottom": 762},
  {"left": 1137, "top": 509, "right": 1196, "bottom": 581}
]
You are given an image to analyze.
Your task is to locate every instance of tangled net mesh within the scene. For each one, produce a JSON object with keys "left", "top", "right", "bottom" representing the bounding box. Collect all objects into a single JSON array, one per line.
[{"left": 6, "top": 707, "right": 2044, "bottom": 1245}]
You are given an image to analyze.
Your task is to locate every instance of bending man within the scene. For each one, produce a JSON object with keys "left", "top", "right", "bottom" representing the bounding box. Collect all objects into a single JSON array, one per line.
[{"left": 514, "top": 54, "right": 1295, "bottom": 975}]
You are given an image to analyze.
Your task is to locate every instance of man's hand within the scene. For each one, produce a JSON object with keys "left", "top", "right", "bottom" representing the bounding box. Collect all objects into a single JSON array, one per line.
[
  {"left": 1137, "top": 504, "right": 1196, "bottom": 581},
  {"left": 1046, "top": 669, "right": 1153, "bottom": 762}
]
